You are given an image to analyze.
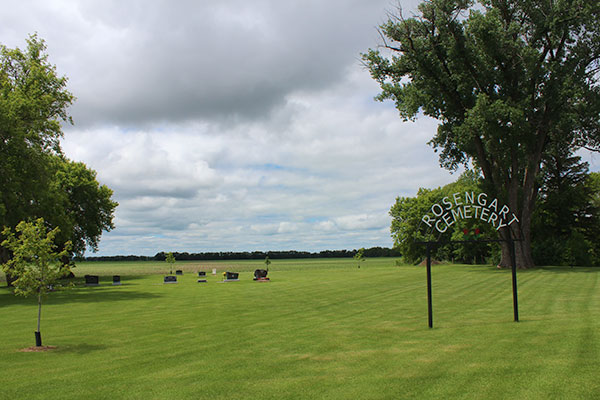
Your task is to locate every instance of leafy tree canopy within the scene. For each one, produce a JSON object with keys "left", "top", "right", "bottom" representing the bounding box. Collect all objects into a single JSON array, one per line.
[
  {"left": 0, "top": 34, "right": 74, "bottom": 232},
  {"left": 532, "top": 149, "right": 600, "bottom": 265}
]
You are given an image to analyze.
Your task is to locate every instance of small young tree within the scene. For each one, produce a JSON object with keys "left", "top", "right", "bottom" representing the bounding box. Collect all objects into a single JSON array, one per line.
[
  {"left": 264, "top": 256, "right": 271, "bottom": 271},
  {"left": 354, "top": 248, "right": 365, "bottom": 268},
  {"left": 165, "top": 252, "right": 176, "bottom": 275},
  {"left": 1, "top": 218, "right": 71, "bottom": 347}
]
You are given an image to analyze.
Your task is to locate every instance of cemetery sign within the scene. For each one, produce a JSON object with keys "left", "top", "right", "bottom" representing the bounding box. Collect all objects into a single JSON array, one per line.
[
  {"left": 418, "top": 191, "right": 520, "bottom": 328},
  {"left": 421, "top": 192, "right": 519, "bottom": 233}
]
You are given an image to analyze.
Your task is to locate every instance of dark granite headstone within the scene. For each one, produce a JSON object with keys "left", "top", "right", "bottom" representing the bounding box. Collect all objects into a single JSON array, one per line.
[
  {"left": 164, "top": 275, "right": 178, "bottom": 284},
  {"left": 253, "top": 269, "right": 268, "bottom": 280},
  {"left": 176, "top": 270, "right": 183, "bottom": 275},
  {"left": 85, "top": 275, "right": 99, "bottom": 286},
  {"left": 113, "top": 275, "right": 121, "bottom": 285},
  {"left": 225, "top": 272, "right": 239, "bottom": 280},
  {"left": 198, "top": 271, "right": 206, "bottom": 277},
  {"left": 197, "top": 279, "right": 207, "bottom": 283}
]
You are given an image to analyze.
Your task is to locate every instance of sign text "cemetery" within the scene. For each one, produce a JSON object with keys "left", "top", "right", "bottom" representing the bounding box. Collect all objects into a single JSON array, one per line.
[{"left": 422, "top": 192, "right": 519, "bottom": 233}]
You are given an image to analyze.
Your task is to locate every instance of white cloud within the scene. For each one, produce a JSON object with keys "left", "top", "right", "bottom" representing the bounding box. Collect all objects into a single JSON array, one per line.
[{"left": 333, "top": 213, "right": 390, "bottom": 231}]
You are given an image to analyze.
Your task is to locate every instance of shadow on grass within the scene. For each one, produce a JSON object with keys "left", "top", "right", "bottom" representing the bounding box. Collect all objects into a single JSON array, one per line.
[
  {"left": 0, "top": 275, "right": 164, "bottom": 308},
  {"left": 445, "top": 264, "right": 600, "bottom": 274},
  {"left": 535, "top": 265, "right": 600, "bottom": 274}
]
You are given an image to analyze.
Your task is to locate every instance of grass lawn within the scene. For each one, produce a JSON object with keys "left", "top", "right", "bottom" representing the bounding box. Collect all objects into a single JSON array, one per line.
[{"left": 0, "top": 259, "right": 598, "bottom": 399}]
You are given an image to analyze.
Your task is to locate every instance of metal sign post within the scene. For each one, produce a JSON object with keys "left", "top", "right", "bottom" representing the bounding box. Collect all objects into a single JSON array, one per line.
[
  {"left": 419, "top": 238, "right": 520, "bottom": 328},
  {"left": 415, "top": 191, "right": 524, "bottom": 328},
  {"left": 509, "top": 238, "right": 519, "bottom": 322},
  {"left": 426, "top": 243, "right": 433, "bottom": 329}
]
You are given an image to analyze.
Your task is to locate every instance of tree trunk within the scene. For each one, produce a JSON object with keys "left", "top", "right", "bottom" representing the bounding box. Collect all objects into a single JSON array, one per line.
[
  {"left": 0, "top": 246, "right": 16, "bottom": 287},
  {"left": 37, "top": 296, "right": 42, "bottom": 331},
  {"left": 5, "top": 273, "right": 17, "bottom": 287},
  {"left": 498, "top": 221, "right": 535, "bottom": 269},
  {"left": 495, "top": 160, "right": 538, "bottom": 269}
]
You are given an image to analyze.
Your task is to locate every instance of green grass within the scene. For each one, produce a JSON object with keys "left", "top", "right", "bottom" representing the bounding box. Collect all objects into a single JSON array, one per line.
[{"left": 0, "top": 259, "right": 598, "bottom": 399}]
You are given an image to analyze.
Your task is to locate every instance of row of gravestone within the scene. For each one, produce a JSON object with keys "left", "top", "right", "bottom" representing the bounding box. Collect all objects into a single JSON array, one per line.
[
  {"left": 164, "top": 270, "right": 214, "bottom": 283},
  {"left": 164, "top": 271, "right": 248, "bottom": 284},
  {"left": 84, "top": 275, "right": 121, "bottom": 286},
  {"left": 84, "top": 270, "right": 268, "bottom": 285}
]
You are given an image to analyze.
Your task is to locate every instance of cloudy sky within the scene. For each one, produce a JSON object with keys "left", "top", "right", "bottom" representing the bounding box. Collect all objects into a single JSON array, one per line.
[{"left": 3, "top": 1, "right": 598, "bottom": 256}]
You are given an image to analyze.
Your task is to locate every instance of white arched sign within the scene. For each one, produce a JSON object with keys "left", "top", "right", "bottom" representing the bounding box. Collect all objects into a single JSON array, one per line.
[
  {"left": 421, "top": 192, "right": 519, "bottom": 233},
  {"left": 418, "top": 191, "right": 520, "bottom": 328}
]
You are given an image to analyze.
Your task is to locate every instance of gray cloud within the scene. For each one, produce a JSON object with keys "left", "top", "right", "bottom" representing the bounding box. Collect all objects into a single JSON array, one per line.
[{"left": 0, "top": 0, "right": 403, "bottom": 127}]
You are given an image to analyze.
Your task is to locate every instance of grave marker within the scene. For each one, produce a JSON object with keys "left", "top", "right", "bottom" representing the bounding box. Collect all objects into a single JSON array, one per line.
[
  {"left": 84, "top": 275, "right": 99, "bottom": 286},
  {"left": 223, "top": 272, "right": 239, "bottom": 281},
  {"left": 253, "top": 269, "right": 269, "bottom": 281}
]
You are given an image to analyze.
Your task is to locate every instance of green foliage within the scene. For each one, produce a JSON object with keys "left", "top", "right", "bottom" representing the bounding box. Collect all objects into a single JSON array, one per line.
[
  {"left": 353, "top": 248, "right": 365, "bottom": 267},
  {"left": 264, "top": 255, "right": 271, "bottom": 270},
  {"left": 50, "top": 158, "right": 118, "bottom": 256},
  {"left": 165, "top": 252, "right": 175, "bottom": 274},
  {"left": 1, "top": 218, "right": 71, "bottom": 298},
  {"left": 390, "top": 171, "right": 494, "bottom": 263},
  {"left": 1, "top": 218, "right": 71, "bottom": 338},
  {"left": 0, "top": 35, "right": 74, "bottom": 230},
  {"left": 532, "top": 151, "right": 600, "bottom": 266}
]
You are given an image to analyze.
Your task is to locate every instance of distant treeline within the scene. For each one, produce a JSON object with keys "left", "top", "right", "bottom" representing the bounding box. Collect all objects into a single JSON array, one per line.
[{"left": 80, "top": 247, "right": 401, "bottom": 262}]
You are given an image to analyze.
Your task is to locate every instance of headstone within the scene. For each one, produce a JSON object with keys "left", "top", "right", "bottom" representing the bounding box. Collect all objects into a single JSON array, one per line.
[
  {"left": 197, "top": 279, "right": 207, "bottom": 283},
  {"left": 198, "top": 271, "right": 206, "bottom": 277},
  {"left": 164, "top": 275, "right": 178, "bottom": 284},
  {"left": 112, "top": 275, "right": 121, "bottom": 285},
  {"left": 253, "top": 269, "right": 269, "bottom": 280},
  {"left": 225, "top": 272, "right": 239, "bottom": 281},
  {"left": 212, "top": 268, "right": 217, "bottom": 275},
  {"left": 175, "top": 270, "right": 183, "bottom": 275},
  {"left": 85, "top": 275, "right": 99, "bottom": 286}
]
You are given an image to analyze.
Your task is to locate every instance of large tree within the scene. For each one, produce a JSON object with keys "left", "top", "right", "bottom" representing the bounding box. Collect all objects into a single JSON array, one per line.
[
  {"left": 364, "top": 0, "right": 600, "bottom": 268},
  {"left": 0, "top": 34, "right": 74, "bottom": 281},
  {"left": 0, "top": 36, "right": 73, "bottom": 220},
  {"left": 1, "top": 35, "right": 117, "bottom": 285}
]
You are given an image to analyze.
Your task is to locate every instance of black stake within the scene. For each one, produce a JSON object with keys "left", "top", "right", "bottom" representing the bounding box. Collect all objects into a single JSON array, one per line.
[
  {"left": 509, "top": 238, "right": 519, "bottom": 322},
  {"left": 426, "top": 244, "right": 433, "bottom": 328}
]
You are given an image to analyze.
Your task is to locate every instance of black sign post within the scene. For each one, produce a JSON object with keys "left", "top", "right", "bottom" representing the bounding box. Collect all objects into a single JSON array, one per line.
[
  {"left": 426, "top": 244, "right": 433, "bottom": 329},
  {"left": 509, "top": 238, "right": 519, "bottom": 322},
  {"left": 420, "top": 238, "right": 519, "bottom": 328},
  {"left": 416, "top": 191, "right": 525, "bottom": 328}
]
